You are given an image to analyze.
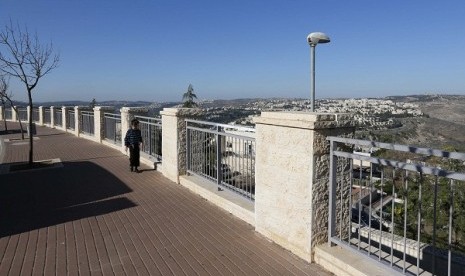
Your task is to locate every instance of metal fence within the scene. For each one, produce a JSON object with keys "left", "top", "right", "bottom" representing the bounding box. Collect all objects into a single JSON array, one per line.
[
  {"left": 80, "top": 110, "right": 94, "bottom": 135},
  {"left": 54, "top": 109, "right": 63, "bottom": 127},
  {"left": 4, "top": 108, "right": 12, "bottom": 120},
  {"left": 33, "top": 108, "right": 40, "bottom": 122},
  {"left": 44, "top": 108, "right": 51, "bottom": 125},
  {"left": 186, "top": 119, "right": 256, "bottom": 201},
  {"left": 135, "top": 115, "right": 162, "bottom": 161},
  {"left": 104, "top": 113, "right": 122, "bottom": 144},
  {"left": 18, "top": 108, "right": 28, "bottom": 121},
  {"left": 67, "top": 109, "right": 75, "bottom": 130},
  {"left": 328, "top": 136, "right": 465, "bottom": 276}
]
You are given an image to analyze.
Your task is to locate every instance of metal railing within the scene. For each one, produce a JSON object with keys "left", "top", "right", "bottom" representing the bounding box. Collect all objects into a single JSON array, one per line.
[
  {"left": 328, "top": 137, "right": 465, "bottom": 276},
  {"left": 33, "top": 108, "right": 40, "bottom": 122},
  {"left": 4, "top": 108, "right": 12, "bottom": 120},
  {"left": 186, "top": 119, "right": 256, "bottom": 201},
  {"left": 67, "top": 109, "right": 75, "bottom": 130},
  {"left": 104, "top": 113, "right": 122, "bottom": 144},
  {"left": 54, "top": 109, "right": 63, "bottom": 127},
  {"left": 44, "top": 108, "right": 51, "bottom": 125},
  {"left": 18, "top": 108, "right": 28, "bottom": 121},
  {"left": 135, "top": 115, "right": 162, "bottom": 161},
  {"left": 80, "top": 110, "right": 94, "bottom": 135}
]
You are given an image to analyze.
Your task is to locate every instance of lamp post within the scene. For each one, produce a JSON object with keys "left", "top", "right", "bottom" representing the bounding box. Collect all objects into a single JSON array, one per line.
[{"left": 307, "top": 32, "right": 330, "bottom": 112}]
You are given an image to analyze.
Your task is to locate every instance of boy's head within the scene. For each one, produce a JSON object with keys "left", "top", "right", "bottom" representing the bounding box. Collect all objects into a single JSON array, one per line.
[{"left": 131, "top": 119, "right": 139, "bottom": 128}]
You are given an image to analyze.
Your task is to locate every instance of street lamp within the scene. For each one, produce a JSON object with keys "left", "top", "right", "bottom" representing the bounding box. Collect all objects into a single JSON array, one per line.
[{"left": 307, "top": 32, "right": 330, "bottom": 112}]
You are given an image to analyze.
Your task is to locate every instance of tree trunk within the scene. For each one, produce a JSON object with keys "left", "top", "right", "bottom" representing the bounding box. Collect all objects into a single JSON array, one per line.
[
  {"left": 28, "top": 91, "right": 34, "bottom": 166},
  {"left": 11, "top": 106, "right": 25, "bottom": 139}
]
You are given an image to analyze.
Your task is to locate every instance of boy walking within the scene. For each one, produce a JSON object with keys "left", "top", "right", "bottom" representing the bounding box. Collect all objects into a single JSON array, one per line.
[{"left": 125, "top": 119, "right": 143, "bottom": 172}]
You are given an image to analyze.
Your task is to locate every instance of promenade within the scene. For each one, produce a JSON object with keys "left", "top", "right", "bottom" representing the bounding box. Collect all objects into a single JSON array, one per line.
[{"left": 0, "top": 122, "right": 330, "bottom": 276}]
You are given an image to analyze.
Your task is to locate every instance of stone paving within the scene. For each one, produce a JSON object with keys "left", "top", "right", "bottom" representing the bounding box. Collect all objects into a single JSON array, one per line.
[{"left": 0, "top": 121, "right": 331, "bottom": 276}]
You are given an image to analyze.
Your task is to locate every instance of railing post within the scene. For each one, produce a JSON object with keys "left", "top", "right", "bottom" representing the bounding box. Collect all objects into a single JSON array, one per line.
[
  {"left": 50, "top": 106, "right": 55, "bottom": 127},
  {"left": 160, "top": 108, "right": 202, "bottom": 183},
  {"left": 0, "top": 105, "right": 3, "bottom": 121},
  {"left": 328, "top": 139, "right": 337, "bottom": 245},
  {"left": 253, "top": 112, "right": 354, "bottom": 262},
  {"left": 94, "top": 106, "right": 110, "bottom": 143},
  {"left": 38, "top": 106, "right": 44, "bottom": 126},
  {"left": 216, "top": 126, "right": 223, "bottom": 190}
]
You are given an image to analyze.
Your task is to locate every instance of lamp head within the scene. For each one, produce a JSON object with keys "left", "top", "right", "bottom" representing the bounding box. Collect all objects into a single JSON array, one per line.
[{"left": 307, "top": 32, "right": 330, "bottom": 46}]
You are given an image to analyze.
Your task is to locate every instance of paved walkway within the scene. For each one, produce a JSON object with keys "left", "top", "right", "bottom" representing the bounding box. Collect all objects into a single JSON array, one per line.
[{"left": 0, "top": 122, "right": 331, "bottom": 276}]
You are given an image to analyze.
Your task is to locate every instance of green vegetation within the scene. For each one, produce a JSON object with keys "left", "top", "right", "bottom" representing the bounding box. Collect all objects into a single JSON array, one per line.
[{"left": 182, "top": 84, "right": 198, "bottom": 108}]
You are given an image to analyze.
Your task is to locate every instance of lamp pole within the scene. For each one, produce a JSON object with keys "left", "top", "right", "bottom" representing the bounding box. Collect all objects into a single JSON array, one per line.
[
  {"left": 310, "top": 44, "right": 316, "bottom": 112},
  {"left": 307, "top": 32, "right": 330, "bottom": 112}
]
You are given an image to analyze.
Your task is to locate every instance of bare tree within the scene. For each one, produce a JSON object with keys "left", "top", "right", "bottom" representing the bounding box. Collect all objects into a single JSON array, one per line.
[
  {"left": 0, "top": 75, "right": 25, "bottom": 138},
  {"left": 0, "top": 21, "right": 59, "bottom": 165}
]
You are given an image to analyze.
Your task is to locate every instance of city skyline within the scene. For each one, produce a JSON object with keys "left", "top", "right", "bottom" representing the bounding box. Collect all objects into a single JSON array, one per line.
[{"left": 1, "top": 0, "right": 465, "bottom": 103}]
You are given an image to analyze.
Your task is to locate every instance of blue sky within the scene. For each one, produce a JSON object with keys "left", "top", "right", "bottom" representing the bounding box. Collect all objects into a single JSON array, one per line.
[{"left": 1, "top": 0, "right": 465, "bottom": 102}]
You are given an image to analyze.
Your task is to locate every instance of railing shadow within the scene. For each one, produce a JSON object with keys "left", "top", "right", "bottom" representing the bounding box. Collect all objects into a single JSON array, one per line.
[{"left": 0, "top": 161, "right": 135, "bottom": 238}]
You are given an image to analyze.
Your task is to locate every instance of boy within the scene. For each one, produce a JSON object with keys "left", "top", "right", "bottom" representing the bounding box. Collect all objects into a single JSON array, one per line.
[{"left": 124, "top": 119, "right": 143, "bottom": 172}]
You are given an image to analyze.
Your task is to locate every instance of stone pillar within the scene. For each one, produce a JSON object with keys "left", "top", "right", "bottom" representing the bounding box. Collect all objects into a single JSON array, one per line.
[
  {"left": 38, "top": 106, "right": 44, "bottom": 126},
  {"left": 253, "top": 111, "right": 355, "bottom": 262},
  {"left": 94, "top": 106, "right": 114, "bottom": 143},
  {"left": 74, "top": 106, "right": 80, "bottom": 136},
  {"left": 0, "top": 105, "right": 3, "bottom": 121},
  {"left": 50, "top": 106, "right": 55, "bottom": 127},
  {"left": 120, "top": 107, "right": 149, "bottom": 151},
  {"left": 62, "top": 107, "right": 68, "bottom": 130},
  {"left": 27, "top": 106, "right": 31, "bottom": 123},
  {"left": 12, "top": 106, "right": 17, "bottom": 122},
  {"left": 160, "top": 108, "right": 202, "bottom": 183}
]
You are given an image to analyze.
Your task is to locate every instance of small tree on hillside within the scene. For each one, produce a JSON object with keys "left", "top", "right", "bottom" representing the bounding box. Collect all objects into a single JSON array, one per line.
[
  {"left": 0, "top": 21, "right": 59, "bottom": 165},
  {"left": 182, "top": 84, "right": 198, "bottom": 108}
]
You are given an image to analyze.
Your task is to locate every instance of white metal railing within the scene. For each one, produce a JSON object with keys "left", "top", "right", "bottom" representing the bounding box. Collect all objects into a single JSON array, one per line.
[
  {"left": 18, "top": 108, "right": 28, "bottom": 121},
  {"left": 5, "top": 108, "right": 12, "bottom": 120},
  {"left": 67, "top": 109, "right": 75, "bottom": 130},
  {"left": 54, "top": 109, "right": 63, "bottom": 127},
  {"left": 328, "top": 137, "right": 465, "bottom": 276},
  {"left": 44, "top": 108, "right": 51, "bottom": 125},
  {"left": 135, "top": 115, "right": 162, "bottom": 161},
  {"left": 80, "top": 110, "right": 94, "bottom": 135},
  {"left": 186, "top": 119, "right": 255, "bottom": 201},
  {"left": 33, "top": 108, "right": 40, "bottom": 122},
  {"left": 104, "top": 113, "right": 122, "bottom": 144}
]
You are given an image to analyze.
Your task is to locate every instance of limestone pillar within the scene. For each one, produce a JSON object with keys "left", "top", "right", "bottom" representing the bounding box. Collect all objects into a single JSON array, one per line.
[
  {"left": 62, "top": 107, "right": 68, "bottom": 130},
  {"left": 74, "top": 106, "right": 80, "bottom": 136},
  {"left": 38, "top": 106, "right": 44, "bottom": 126},
  {"left": 253, "top": 111, "right": 355, "bottom": 262},
  {"left": 12, "top": 106, "right": 17, "bottom": 122},
  {"left": 160, "top": 108, "right": 202, "bottom": 183},
  {"left": 120, "top": 107, "right": 149, "bottom": 151},
  {"left": 50, "top": 106, "right": 55, "bottom": 127},
  {"left": 94, "top": 106, "right": 114, "bottom": 143}
]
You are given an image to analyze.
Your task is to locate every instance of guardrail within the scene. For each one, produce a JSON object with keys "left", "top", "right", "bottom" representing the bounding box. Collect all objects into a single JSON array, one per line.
[
  {"left": 54, "top": 109, "right": 63, "bottom": 127},
  {"left": 328, "top": 137, "right": 465, "bottom": 276},
  {"left": 18, "top": 108, "right": 28, "bottom": 121},
  {"left": 80, "top": 110, "right": 94, "bottom": 136},
  {"left": 67, "top": 109, "right": 75, "bottom": 130},
  {"left": 186, "top": 119, "right": 256, "bottom": 201},
  {"left": 4, "top": 108, "right": 12, "bottom": 120},
  {"left": 44, "top": 108, "right": 51, "bottom": 125},
  {"left": 33, "top": 108, "right": 40, "bottom": 122},
  {"left": 104, "top": 113, "right": 122, "bottom": 144},
  {"left": 135, "top": 115, "right": 162, "bottom": 161}
]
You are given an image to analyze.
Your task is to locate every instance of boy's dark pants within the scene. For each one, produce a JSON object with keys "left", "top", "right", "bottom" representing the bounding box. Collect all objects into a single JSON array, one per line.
[{"left": 129, "top": 145, "right": 140, "bottom": 168}]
